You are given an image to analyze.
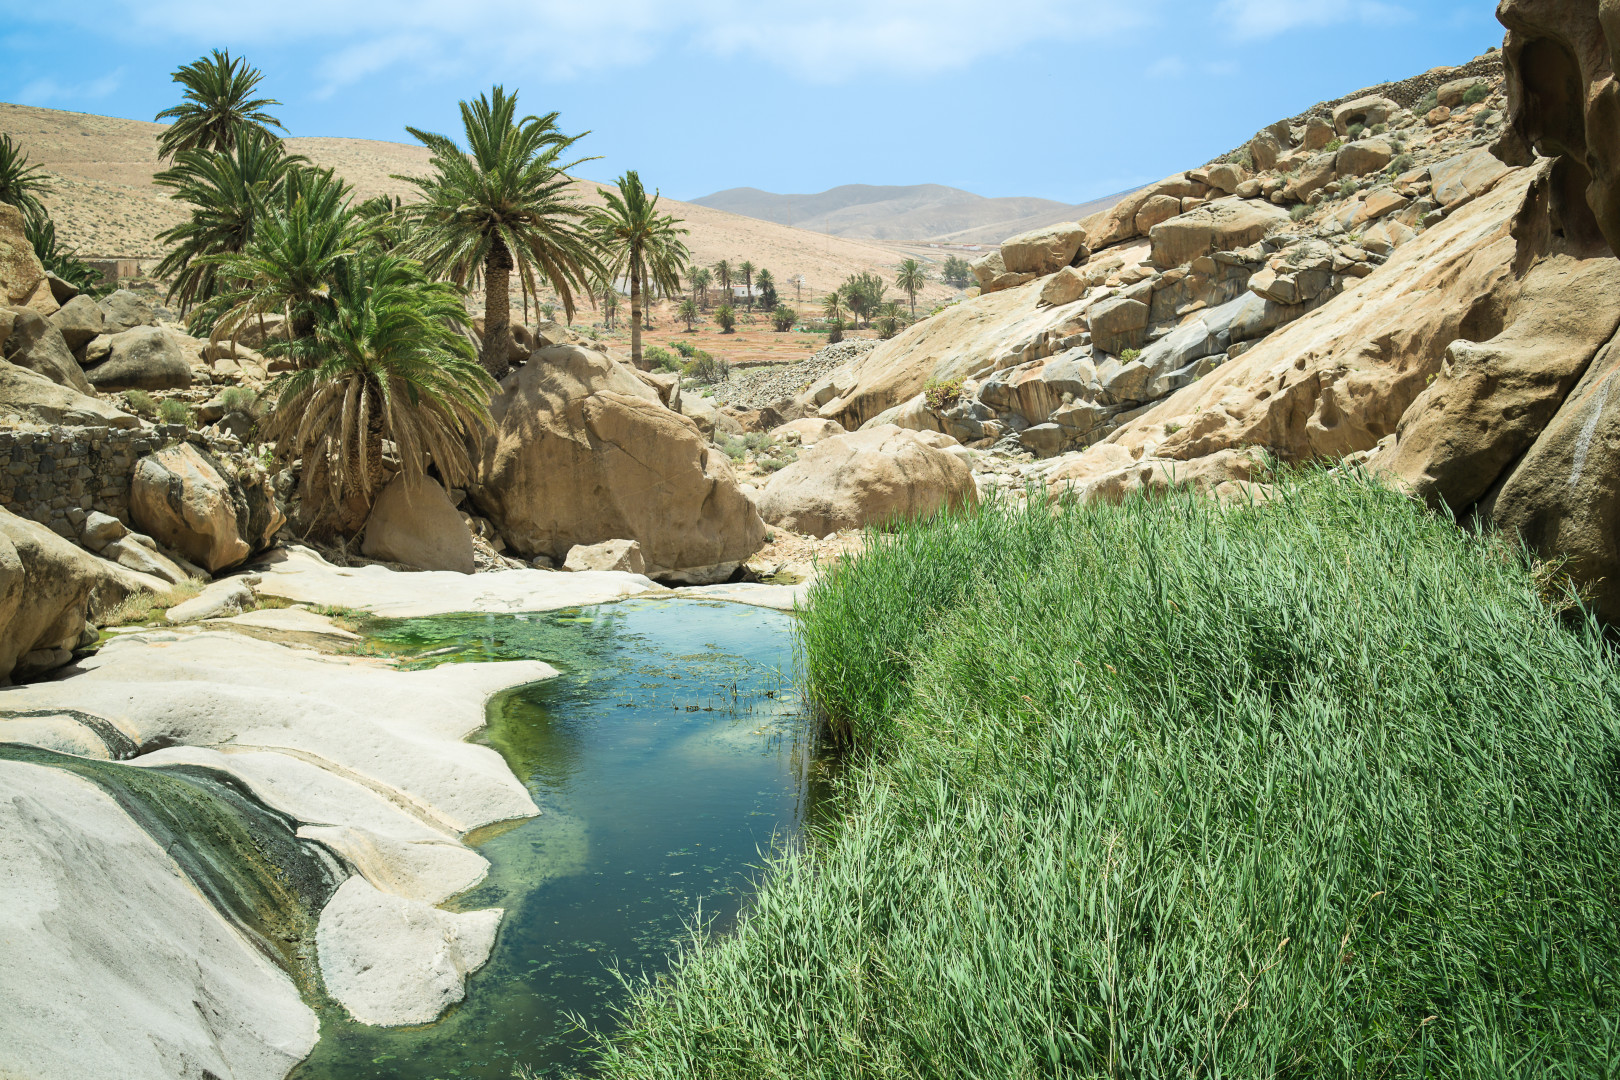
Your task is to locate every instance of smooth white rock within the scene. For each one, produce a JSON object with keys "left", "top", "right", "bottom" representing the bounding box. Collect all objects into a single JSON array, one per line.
[
  {"left": 214, "top": 605, "right": 361, "bottom": 639},
  {"left": 166, "top": 577, "right": 255, "bottom": 623},
  {"left": 0, "top": 760, "right": 318, "bottom": 1080},
  {"left": 254, "top": 544, "right": 667, "bottom": 617},
  {"left": 317, "top": 876, "right": 503, "bottom": 1026},
  {"left": 0, "top": 713, "right": 113, "bottom": 757},
  {"left": 0, "top": 631, "right": 549, "bottom": 834}
]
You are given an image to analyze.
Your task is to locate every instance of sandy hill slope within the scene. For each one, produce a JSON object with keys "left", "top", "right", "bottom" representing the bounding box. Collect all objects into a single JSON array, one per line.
[{"left": 0, "top": 102, "right": 958, "bottom": 302}]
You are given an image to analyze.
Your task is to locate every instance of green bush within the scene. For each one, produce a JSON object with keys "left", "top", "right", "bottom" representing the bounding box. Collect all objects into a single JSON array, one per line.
[
  {"left": 1416, "top": 89, "right": 1440, "bottom": 115},
  {"left": 591, "top": 471, "right": 1620, "bottom": 1078},
  {"left": 1324, "top": 137, "right": 1344, "bottom": 153},
  {"left": 1461, "top": 81, "right": 1490, "bottom": 106},
  {"left": 771, "top": 304, "right": 796, "bottom": 332},
  {"left": 682, "top": 349, "right": 730, "bottom": 384},
  {"left": 1347, "top": 122, "right": 1366, "bottom": 140},
  {"left": 156, "top": 398, "right": 190, "bottom": 426},
  {"left": 716, "top": 431, "right": 774, "bottom": 462},
  {"left": 123, "top": 389, "right": 156, "bottom": 417},
  {"left": 643, "top": 345, "right": 682, "bottom": 373},
  {"left": 1371, "top": 122, "right": 1388, "bottom": 135},
  {"left": 922, "top": 377, "right": 963, "bottom": 411},
  {"left": 218, "top": 386, "right": 260, "bottom": 416},
  {"left": 1338, "top": 176, "right": 1360, "bottom": 197},
  {"left": 1290, "top": 203, "right": 1313, "bottom": 222},
  {"left": 1118, "top": 347, "right": 1142, "bottom": 362}
]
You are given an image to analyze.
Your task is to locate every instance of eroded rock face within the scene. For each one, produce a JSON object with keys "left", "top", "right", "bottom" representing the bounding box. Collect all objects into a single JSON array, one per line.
[
  {"left": 1149, "top": 199, "right": 1290, "bottom": 269},
  {"left": 1001, "top": 222, "right": 1089, "bottom": 276},
  {"left": 361, "top": 475, "right": 475, "bottom": 575},
  {"left": 1498, "top": 0, "right": 1620, "bottom": 254},
  {"left": 563, "top": 538, "right": 646, "bottom": 574},
  {"left": 3, "top": 309, "right": 91, "bottom": 393},
  {"left": 756, "top": 425, "right": 977, "bottom": 536},
  {"left": 131, "top": 443, "right": 283, "bottom": 573},
  {"left": 96, "top": 289, "right": 158, "bottom": 334},
  {"left": 472, "top": 344, "right": 765, "bottom": 583}
]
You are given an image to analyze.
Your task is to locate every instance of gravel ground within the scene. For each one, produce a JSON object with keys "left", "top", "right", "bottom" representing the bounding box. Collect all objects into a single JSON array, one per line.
[{"left": 711, "top": 338, "right": 880, "bottom": 410}]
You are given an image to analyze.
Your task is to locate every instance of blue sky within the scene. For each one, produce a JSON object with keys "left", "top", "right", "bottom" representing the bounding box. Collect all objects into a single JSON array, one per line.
[{"left": 1, "top": 1, "right": 1501, "bottom": 205}]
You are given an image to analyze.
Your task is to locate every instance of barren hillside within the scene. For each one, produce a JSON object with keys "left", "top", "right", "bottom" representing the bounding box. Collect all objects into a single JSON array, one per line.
[{"left": 0, "top": 102, "right": 959, "bottom": 303}]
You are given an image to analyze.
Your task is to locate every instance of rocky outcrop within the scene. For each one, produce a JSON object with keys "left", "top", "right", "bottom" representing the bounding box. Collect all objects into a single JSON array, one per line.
[
  {"left": 48, "top": 294, "right": 105, "bottom": 351},
  {"left": 361, "top": 475, "right": 474, "bottom": 575},
  {"left": 84, "top": 326, "right": 194, "bottom": 391},
  {"left": 1001, "top": 222, "right": 1089, "bottom": 276},
  {"left": 130, "top": 443, "right": 284, "bottom": 573},
  {"left": 96, "top": 289, "right": 158, "bottom": 334},
  {"left": 0, "top": 359, "right": 137, "bottom": 428},
  {"left": 756, "top": 425, "right": 977, "bottom": 536},
  {"left": 1148, "top": 199, "right": 1290, "bottom": 269},
  {"left": 472, "top": 344, "right": 765, "bottom": 583},
  {"left": 0, "top": 506, "right": 156, "bottom": 684}
]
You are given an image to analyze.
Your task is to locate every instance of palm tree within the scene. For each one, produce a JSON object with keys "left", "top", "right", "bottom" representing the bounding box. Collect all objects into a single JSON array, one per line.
[
  {"left": 876, "top": 300, "right": 906, "bottom": 339},
  {"left": 755, "top": 267, "right": 775, "bottom": 310},
  {"left": 715, "top": 303, "right": 737, "bottom": 333},
  {"left": 821, "top": 291, "right": 845, "bottom": 343},
  {"left": 0, "top": 134, "right": 52, "bottom": 220},
  {"left": 713, "top": 259, "right": 733, "bottom": 304},
  {"left": 191, "top": 166, "right": 364, "bottom": 351},
  {"left": 152, "top": 127, "right": 305, "bottom": 313},
  {"left": 262, "top": 252, "right": 495, "bottom": 535},
  {"left": 23, "top": 210, "right": 98, "bottom": 293},
  {"left": 678, "top": 297, "right": 699, "bottom": 331},
  {"left": 155, "top": 50, "right": 285, "bottom": 160},
  {"left": 738, "top": 259, "right": 755, "bottom": 309},
  {"left": 397, "top": 86, "right": 602, "bottom": 379},
  {"left": 587, "top": 170, "right": 690, "bottom": 369},
  {"left": 689, "top": 266, "right": 712, "bottom": 310},
  {"left": 895, "top": 258, "right": 926, "bottom": 319},
  {"left": 601, "top": 285, "right": 618, "bottom": 330}
]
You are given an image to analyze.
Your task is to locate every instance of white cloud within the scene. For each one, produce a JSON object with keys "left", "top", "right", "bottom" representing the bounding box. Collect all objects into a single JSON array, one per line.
[
  {"left": 1212, "top": 0, "right": 1411, "bottom": 40},
  {"left": 1147, "top": 55, "right": 1188, "bottom": 77},
  {"left": 39, "top": 0, "right": 1157, "bottom": 86}
]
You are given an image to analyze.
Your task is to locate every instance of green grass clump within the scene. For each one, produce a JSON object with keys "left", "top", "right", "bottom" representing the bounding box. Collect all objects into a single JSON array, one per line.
[
  {"left": 589, "top": 471, "right": 1620, "bottom": 1078},
  {"left": 717, "top": 431, "right": 774, "bottom": 462},
  {"left": 1462, "top": 82, "right": 1490, "bottom": 106},
  {"left": 123, "top": 389, "right": 156, "bottom": 417},
  {"left": 156, "top": 398, "right": 191, "bottom": 426}
]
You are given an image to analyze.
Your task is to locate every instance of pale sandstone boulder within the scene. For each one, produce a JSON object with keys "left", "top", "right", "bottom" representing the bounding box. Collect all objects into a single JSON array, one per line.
[
  {"left": 0, "top": 506, "right": 155, "bottom": 683},
  {"left": 131, "top": 443, "right": 283, "bottom": 573},
  {"left": 1332, "top": 95, "right": 1399, "bottom": 135},
  {"left": 84, "top": 326, "right": 193, "bottom": 391},
  {"left": 1149, "top": 199, "right": 1290, "bottom": 269},
  {"left": 101, "top": 535, "right": 193, "bottom": 585},
  {"left": 1052, "top": 447, "right": 1270, "bottom": 504},
  {"left": 1284, "top": 153, "right": 1339, "bottom": 202},
  {"left": 1134, "top": 194, "right": 1184, "bottom": 236},
  {"left": 1000, "top": 222, "right": 1088, "bottom": 276},
  {"left": 1039, "top": 265, "right": 1091, "bottom": 307},
  {"left": 472, "top": 344, "right": 765, "bottom": 583},
  {"left": 1302, "top": 116, "right": 1336, "bottom": 150},
  {"left": 771, "top": 417, "right": 845, "bottom": 446},
  {"left": 47, "top": 294, "right": 104, "bottom": 350},
  {"left": 1336, "top": 138, "right": 1394, "bottom": 177},
  {"left": 2, "top": 308, "right": 92, "bottom": 392},
  {"left": 971, "top": 249, "right": 1036, "bottom": 294},
  {"left": 0, "top": 204, "right": 56, "bottom": 316},
  {"left": 1088, "top": 296, "right": 1150, "bottom": 355},
  {"left": 563, "top": 538, "right": 646, "bottom": 574},
  {"left": 1207, "top": 163, "right": 1249, "bottom": 194},
  {"left": 1437, "top": 76, "right": 1488, "bottom": 108},
  {"left": 680, "top": 393, "right": 743, "bottom": 437},
  {"left": 1381, "top": 254, "right": 1620, "bottom": 514},
  {"left": 757, "top": 425, "right": 977, "bottom": 536},
  {"left": 361, "top": 475, "right": 475, "bottom": 575},
  {"left": 1081, "top": 174, "right": 1208, "bottom": 251},
  {"left": 96, "top": 289, "right": 158, "bottom": 334},
  {"left": 1085, "top": 163, "right": 1539, "bottom": 467},
  {"left": 1429, "top": 147, "right": 1511, "bottom": 210},
  {"left": 1249, "top": 132, "right": 1282, "bottom": 171},
  {"left": 165, "top": 577, "right": 256, "bottom": 623}
]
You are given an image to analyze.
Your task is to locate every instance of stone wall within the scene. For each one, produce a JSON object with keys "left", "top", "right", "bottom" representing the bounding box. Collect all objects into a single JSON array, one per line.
[{"left": 0, "top": 423, "right": 187, "bottom": 539}]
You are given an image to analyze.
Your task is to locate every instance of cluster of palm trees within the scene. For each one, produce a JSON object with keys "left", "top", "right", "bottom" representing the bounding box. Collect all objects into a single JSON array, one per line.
[
  {"left": 680, "top": 257, "right": 796, "bottom": 335},
  {"left": 146, "top": 50, "right": 694, "bottom": 536}
]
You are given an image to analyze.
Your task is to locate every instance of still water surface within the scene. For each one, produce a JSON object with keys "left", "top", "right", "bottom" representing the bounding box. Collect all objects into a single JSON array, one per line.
[{"left": 292, "top": 599, "right": 829, "bottom": 1079}]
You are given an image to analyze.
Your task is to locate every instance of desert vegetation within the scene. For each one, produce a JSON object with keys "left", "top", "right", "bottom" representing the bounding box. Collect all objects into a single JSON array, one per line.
[{"left": 591, "top": 471, "right": 1620, "bottom": 1077}]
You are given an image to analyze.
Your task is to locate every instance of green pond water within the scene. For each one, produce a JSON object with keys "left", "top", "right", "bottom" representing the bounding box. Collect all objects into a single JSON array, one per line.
[{"left": 291, "top": 598, "right": 832, "bottom": 1080}]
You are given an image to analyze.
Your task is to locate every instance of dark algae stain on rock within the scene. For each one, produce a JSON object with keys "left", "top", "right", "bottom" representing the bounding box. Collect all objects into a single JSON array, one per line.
[{"left": 293, "top": 599, "right": 833, "bottom": 1080}]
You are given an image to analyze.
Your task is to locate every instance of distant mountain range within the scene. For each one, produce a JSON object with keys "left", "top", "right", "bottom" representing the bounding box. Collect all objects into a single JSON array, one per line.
[{"left": 690, "top": 183, "right": 1137, "bottom": 245}]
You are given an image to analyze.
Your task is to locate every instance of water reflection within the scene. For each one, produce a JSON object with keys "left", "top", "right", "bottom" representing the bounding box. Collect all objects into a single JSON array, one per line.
[{"left": 292, "top": 600, "right": 833, "bottom": 1080}]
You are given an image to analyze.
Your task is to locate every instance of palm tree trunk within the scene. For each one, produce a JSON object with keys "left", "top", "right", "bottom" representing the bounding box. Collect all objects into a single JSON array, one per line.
[
  {"left": 629, "top": 261, "right": 645, "bottom": 370},
  {"left": 482, "top": 237, "right": 514, "bottom": 380}
]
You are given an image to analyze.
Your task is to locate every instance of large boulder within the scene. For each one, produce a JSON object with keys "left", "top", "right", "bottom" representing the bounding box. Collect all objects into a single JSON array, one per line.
[
  {"left": 971, "top": 249, "right": 1036, "bottom": 294},
  {"left": 471, "top": 344, "right": 765, "bottom": 583},
  {"left": 1336, "top": 138, "right": 1394, "bottom": 177},
  {"left": 361, "top": 475, "right": 475, "bottom": 575},
  {"left": 1088, "top": 295, "right": 1150, "bottom": 355},
  {"left": 1332, "top": 95, "right": 1399, "bottom": 135},
  {"left": 84, "top": 326, "right": 193, "bottom": 391},
  {"left": 0, "top": 204, "right": 56, "bottom": 316},
  {"left": 1149, "top": 199, "right": 1289, "bottom": 269},
  {"left": 563, "top": 538, "right": 645, "bottom": 574},
  {"left": 130, "top": 443, "right": 284, "bottom": 573},
  {"left": 755, "top": 425, "right": 977, "bottom": 536},
  {"left": 0, "top": 358, "right": 137, "bottom": 428},
  {"left": 2, "top": 308, "right": 92, "bottom": 393},
  {"left": 47, "top": 294, "right": 105, "bottom": 351},
  {"left": 0, "top": 506, "right": 156, "bottom": 683},
  {"left": 1380, "top": 253, "right": 1620, "bottom": 513},
  {"left": 96, "top": 289, "right": 158, "bottom": 334},
  {"left": 1000, "top": 222, "right": 1088, "bottom": 276}
]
